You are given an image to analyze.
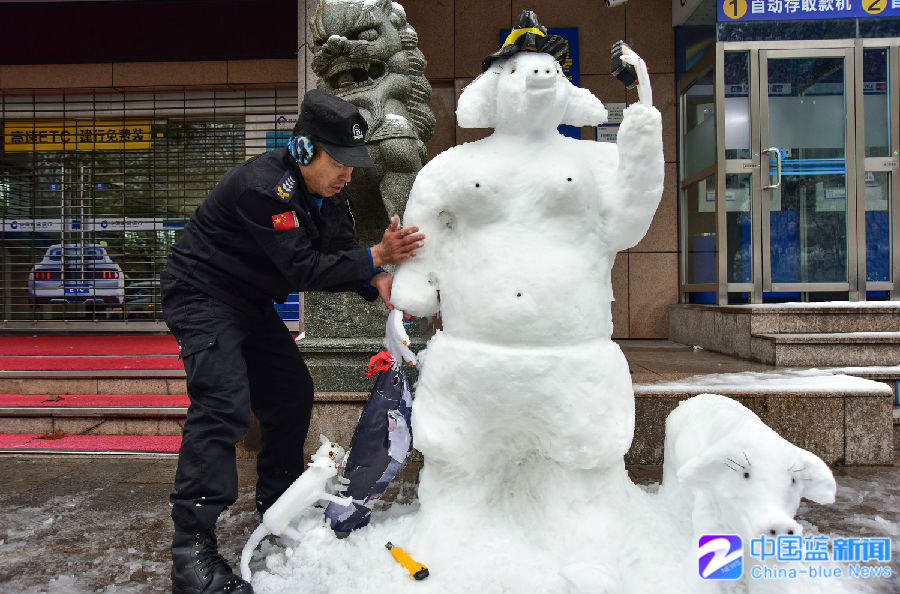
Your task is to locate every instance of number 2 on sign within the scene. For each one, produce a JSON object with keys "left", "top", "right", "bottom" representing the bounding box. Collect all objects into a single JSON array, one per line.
[{"left": 864, "top": 0, "right": 886, "bottom": 14}]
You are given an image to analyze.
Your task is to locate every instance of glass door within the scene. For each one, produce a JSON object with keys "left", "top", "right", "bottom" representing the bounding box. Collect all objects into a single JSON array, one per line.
[
  {"left": 707, "top": 41, "right": 899, "bottom": 304},
  {"left": 860, "top": 44, "right": 899, "bottom": 299},
  {"left": 759, "top": 48, "right": 856, "bottom": 298}
]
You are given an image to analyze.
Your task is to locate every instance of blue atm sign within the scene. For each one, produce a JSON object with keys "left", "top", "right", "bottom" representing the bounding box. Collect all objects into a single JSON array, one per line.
[{"left": 718, "top": 0, "right": 899, "bottom": 21}]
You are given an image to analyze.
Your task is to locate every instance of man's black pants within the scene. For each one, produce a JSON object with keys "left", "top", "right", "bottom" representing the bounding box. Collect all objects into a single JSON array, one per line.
[{"left": 161, "top": 274, "right": 314, "bottom": 532}]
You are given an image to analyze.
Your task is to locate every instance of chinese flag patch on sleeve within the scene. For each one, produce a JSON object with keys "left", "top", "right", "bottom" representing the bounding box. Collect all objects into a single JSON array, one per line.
[{"left": 272, "top": 211, "right": 299, "bottom": 229}]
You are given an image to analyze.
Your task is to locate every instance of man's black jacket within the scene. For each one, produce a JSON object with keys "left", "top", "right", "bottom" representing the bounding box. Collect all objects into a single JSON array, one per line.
[{"left": 165, "top": 147, "right": 378, "bottom": 312}]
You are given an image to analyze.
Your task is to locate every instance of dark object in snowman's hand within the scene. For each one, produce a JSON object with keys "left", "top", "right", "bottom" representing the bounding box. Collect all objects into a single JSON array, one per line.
[{"left": 611, "top": 41, "right": 638, "bottom": 90}]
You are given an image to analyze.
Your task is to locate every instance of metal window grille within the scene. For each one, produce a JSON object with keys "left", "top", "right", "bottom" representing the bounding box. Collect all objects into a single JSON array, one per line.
[{"left": 0, "top": 88, "right": 297, "bottom": 330}]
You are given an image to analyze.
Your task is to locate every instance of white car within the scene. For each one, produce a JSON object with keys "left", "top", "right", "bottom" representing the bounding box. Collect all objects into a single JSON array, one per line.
[{"left": 27, "top": 244, "right": 125, "bottom": 306}]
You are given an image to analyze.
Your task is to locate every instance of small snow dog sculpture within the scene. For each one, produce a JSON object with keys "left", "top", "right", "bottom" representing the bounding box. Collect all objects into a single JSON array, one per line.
[{"left": 240, "top": 436, "right": 348, "bottom": 581}]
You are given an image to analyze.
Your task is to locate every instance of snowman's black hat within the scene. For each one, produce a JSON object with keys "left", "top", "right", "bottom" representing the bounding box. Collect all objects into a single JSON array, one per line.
[{"left": 481, "top": 10, "right": 569, "bottom": 72}]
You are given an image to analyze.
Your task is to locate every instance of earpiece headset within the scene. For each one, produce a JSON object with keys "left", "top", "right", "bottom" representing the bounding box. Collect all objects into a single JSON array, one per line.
[{"left": 288, "top": 134, "right": 315, "bottom": 166}]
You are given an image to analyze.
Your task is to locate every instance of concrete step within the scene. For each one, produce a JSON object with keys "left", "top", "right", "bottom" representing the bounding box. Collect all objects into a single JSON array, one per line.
[
  {"left": 0, "top": 390, "right": 372, "bottom": 461},
  {"left": 0, "top": 338, "right": 425, "bottom": 394},
  {"left": 294, "top": 337, "right": 424, "bottom": 392},
  {"left": 751, "top": 332, "right": 900, "bottom": 367},
  {"left": 632, "top": 369, "right": 895, "bottom": 466},
  {"left": 0, "top": 335, "right": 415, "bottom": 461},
  {"left": 745, "top": 303, "right": 900, "bottom": 334},
  {"left": 2, "top": 378, "right": 893, "bottom": 467},
  {"left": 670, "top": 301, "right": 900, "bottom": 342},
  {"left": 0, "top": 433, "right": 182, "bottom": 455},
  {"left": 0, "top": 369, "right": 187, "bottom": 395},
  {"left": 824, "top": 365, "right": 900, "bottom": 394},
  {"left": 2, "top": 336, "right": 894, "bottom": 467},
  {"left": 669, "top": 303, "right": 900, "bottom": 365},
  {"left": 0, "top": 394, "right": 189, "bottom": 438}
]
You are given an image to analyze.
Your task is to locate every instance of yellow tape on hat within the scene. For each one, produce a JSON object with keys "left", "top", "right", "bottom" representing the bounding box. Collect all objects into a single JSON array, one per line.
[{"left": 503, "top": 27, "right": 546, "bottom": 47}]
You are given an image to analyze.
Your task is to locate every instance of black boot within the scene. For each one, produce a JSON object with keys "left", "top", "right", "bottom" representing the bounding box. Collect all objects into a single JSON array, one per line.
[{"left": 171, "top": 527, "right": 253, "bottom": 594}]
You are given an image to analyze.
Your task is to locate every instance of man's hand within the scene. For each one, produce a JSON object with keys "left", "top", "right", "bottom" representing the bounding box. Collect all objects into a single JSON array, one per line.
[
  {"left": 371, "top": 215, "right": 425, "bottom": 268},
  {"left": 370, "top": 271, "right": 394, "bottom": 310}
]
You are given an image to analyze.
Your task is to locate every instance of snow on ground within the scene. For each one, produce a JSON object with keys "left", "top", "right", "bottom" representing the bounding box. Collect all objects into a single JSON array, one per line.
[
  {"left": 234, "top": 466, "right": 900, "bottom": 594},
  {"left": 0, "top": 444, "right": 896, "bottom": 594},
  {"left": 795, "top": 466, "right": 900, "bottom": 593},
  {"left": 0, "top": 485, "right": 172, "bottom": 593}
]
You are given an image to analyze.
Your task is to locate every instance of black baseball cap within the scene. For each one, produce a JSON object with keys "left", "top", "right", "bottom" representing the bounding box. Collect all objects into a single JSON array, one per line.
[{"left": 294, "top": 90, "right": 374, "bottom": 167}]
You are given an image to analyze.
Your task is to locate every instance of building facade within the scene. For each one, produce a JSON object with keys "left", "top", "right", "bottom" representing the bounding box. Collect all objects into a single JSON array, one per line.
[
  {"left": 0, "top": 0, "right": 896, "bottom": 337},
  {"left": 678, "top": 11, "right": 900, "bottom": 307}
]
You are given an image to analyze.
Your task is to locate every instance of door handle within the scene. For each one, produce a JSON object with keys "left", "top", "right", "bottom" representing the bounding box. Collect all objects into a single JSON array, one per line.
[{"left": 762, "top": 147, "right": 782, "bottom": 190}]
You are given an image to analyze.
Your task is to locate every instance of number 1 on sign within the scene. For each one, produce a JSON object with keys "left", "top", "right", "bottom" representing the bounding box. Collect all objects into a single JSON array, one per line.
[{"left": 724, "top": 0, "right": 748, "bottom": 18}]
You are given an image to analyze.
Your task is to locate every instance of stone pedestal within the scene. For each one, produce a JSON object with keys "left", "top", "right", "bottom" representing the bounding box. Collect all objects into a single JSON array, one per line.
[{"left": 304, "top": 292, "right": 388, "bottom": 341}]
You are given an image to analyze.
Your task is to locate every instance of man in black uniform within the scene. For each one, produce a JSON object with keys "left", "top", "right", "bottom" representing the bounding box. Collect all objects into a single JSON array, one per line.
[{"left": 162, "top": 90, "right": 424, "bottom": 594}]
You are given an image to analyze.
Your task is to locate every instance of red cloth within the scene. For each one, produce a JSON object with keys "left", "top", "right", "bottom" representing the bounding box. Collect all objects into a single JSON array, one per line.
[
  {"left": 0, "top": 356, "right": 183, "bottom": 370},
  {"left": 0, "top": 394, "right": 189, "bottom": 407},
  {"left": 0, "top": 335, "right": 179, "bottom": 356},
  {"left": 363, "top": 351, "right": 394, "bottom": 377},
  {"left": 0, "top": 434, "right": 182, "bottom": 452}
]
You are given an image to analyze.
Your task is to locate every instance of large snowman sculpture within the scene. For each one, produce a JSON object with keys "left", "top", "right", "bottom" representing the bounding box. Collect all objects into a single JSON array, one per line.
[
  {"left": 386, "top": 12, "right": 671, "bottom": 590},
  {"left": 391, "top": 18, "right": 661, "bottom": 505}
]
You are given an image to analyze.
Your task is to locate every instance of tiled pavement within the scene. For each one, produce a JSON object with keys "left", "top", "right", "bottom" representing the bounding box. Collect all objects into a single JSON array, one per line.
[{"left": 620, "top": 339, "right": 778, "bottom": 384}]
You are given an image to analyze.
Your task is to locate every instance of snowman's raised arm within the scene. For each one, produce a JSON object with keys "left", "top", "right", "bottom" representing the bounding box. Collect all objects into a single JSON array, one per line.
[
  {"left": 602, "top": 54, "right": 664, "bottom": 252},
  {"left": 390, "top": 164, "right": 444, "bottom": 318},
  {"left": 620, "top": 48, "right": 653, "bottom": 108}
]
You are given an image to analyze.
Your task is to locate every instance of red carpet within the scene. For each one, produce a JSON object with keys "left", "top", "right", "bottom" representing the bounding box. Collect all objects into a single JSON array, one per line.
[
  {"left": 0, "top": 335, "right": 179, "bottom": 356},
  {"left": 0, "top": 356, "right": 183, "bottom": 370},
  {"left": 0, "top": 394, "right": 190, "bottom": 407},
  {"left": 0, "top": 336, "right": 186, "bottom": 454},
  {"left": 0, "top": 433, "right": 182, "bottom": 452}
]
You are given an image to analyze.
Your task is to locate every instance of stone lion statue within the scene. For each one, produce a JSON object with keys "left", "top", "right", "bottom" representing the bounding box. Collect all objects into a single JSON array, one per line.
[{"left": 311, "top": 0, "right": 435, "bottom": 229}]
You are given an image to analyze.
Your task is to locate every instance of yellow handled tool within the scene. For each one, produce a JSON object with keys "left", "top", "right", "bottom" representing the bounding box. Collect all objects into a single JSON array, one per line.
[{"left": 385, "top": 542, "right": 429, "bottom": 580}]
